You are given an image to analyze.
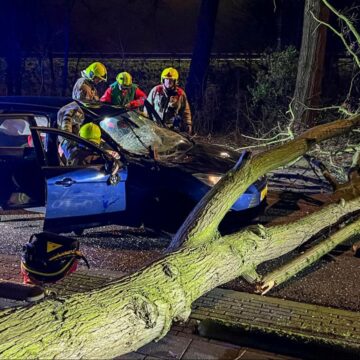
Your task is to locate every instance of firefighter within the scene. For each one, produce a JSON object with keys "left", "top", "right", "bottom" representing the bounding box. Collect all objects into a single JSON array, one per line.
[
  {"left": 67, "top": 122, "right": 104, "bottom": 166},
  {"left": 57, "top": 62, "right": 108, "bottom": 135},
  {"left": 100, "top": 71, "right": 147, "bottom": 109},
  {"left": 57, "top": 101, "right": 84, "bottom": 135},
  {"left": 57, "top": 62, "right": 107, "bottom": 156},
  {"left": 56, "top": 101, "right": 85, "bottom": 159},
  {"left": 73, "top": 61, "right": 107, "bottom": 102},
  {"left": 146, "top": 67, "right": 192, "bottom": 134},
  {"left": 68, "top": 122, "right": 120, "bottom": 166}
]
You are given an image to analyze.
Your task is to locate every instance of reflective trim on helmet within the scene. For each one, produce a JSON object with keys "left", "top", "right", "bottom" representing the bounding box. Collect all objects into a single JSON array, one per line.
[
  {"left": 48, "top": 250, "right": 83, "bottom": 262},
  {"left": 20, "top": 259, "right": 75, "bottom": 278}
]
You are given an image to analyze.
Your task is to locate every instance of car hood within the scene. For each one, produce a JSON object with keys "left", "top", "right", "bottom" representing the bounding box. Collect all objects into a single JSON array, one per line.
[{"left": 168, "top": 141, "right": 242, "bottom": 174}]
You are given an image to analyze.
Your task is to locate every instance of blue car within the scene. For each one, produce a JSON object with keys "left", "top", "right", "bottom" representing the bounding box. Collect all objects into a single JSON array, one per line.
[{"left": 0, "top": 97, "right": 267, "bottom": 233}]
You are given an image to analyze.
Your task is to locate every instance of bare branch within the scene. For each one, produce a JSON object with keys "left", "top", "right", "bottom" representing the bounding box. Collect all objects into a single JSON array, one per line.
[
  {"left": 322, "top": 0, "right": 360, "bottom": 48},
  {"left": 311, "top": 3, "right": 360, "bottom": 68}
]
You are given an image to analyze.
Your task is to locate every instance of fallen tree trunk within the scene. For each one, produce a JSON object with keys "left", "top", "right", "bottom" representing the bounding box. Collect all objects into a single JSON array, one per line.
[
  {"left": 0, "top": 115, "right": 359, "bottom": 359},
  {"left": 1, "top": 197, "right": 359, "bottom": 359},
  {"left": 168, "top": 114, "right": 360, "bottom": 251}
]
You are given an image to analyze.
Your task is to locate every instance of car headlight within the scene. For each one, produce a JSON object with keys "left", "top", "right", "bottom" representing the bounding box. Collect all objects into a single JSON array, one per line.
[
  {"left": 220, "top": 151, "right": 231, "bottom": 158},
  {"left": 193, "top": 173, "right": 223, "bottom": 186}
]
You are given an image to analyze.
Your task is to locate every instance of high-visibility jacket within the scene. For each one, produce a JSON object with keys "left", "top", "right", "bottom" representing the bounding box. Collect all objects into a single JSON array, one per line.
[
  {"left": 72, "top": 78, "right": 100, "bottom": 102},
  {"left": 100, "top": 82, "right": 147, "bottom": 108},
  {"left": 57, "top": 101, "right": 84, "bottom": 134},
  {"left": 146, "top": 85, "right": 192, "bottom": 128}
]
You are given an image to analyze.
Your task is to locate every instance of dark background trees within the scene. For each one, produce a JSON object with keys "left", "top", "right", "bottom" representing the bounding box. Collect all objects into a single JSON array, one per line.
[
  {"left": 0, "top": 0, "right": 357, "bottom": 136},
  {"left": 0, "top": 0, "right": 307, "bottom": 56}
]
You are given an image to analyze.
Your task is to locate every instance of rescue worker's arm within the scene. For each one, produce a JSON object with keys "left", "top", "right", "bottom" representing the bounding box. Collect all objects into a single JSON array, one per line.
[
  {"left": 181, "top": 94, "right": 192, "bottom": 134},
  {"left": 57, "top": 103, "right": 85, "bottom": 135},
  {"left": 143, "top": 87, "right": 156, "bottom": 118},
  {"left": 60, "top": 109, "right": 77, "bottom": 133},
  {"left": 127, "top": 87, "right": 147, "bottom": 109},
  {"left": 100, "top": 87, "right": 112, "bottom": 103},
  {"left": 82, "top": 83, "right": 99, "bottom": 102}
]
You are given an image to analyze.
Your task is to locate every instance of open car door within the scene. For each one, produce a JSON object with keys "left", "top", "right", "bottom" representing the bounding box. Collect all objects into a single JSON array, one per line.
[
  {"left": 30, "top": 127, "right": 128, "bottom": 233},
  {"left": 0, "top": 114, "right": 49, "bottom": 209}
]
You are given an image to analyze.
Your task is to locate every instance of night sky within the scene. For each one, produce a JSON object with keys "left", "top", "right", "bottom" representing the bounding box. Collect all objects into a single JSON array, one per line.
[
  {"left": 0, "top": 0, "right": 358, "bottom": 58},
  {"left": 0, "top": 0, "right": 307, "bottom": 55}
]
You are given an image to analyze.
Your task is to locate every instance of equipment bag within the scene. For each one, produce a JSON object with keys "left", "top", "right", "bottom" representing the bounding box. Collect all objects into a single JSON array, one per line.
[{"left": 21, "top": 232, "right": 89, "bottom": 285}]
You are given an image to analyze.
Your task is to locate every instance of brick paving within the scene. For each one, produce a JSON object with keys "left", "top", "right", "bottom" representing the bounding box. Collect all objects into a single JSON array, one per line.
[
  {"left": 1, "top": 253, "right": 359, "bottom": 359},
  {"left": 192, "top": 288, "right": 360, "bottom": 358}
]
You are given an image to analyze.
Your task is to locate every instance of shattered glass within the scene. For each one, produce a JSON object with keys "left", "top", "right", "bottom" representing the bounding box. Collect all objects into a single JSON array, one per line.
[{"left": 100, "top": 111, "right": 192, "bottom": 159}]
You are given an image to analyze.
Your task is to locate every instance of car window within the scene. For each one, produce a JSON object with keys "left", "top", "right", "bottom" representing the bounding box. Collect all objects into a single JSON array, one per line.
[
  {"left": 34, "top": 116, "right": 49, "bottom": 127},
  {"left": 99, "top": 111, "right": 192, "bottom": 158},
  {"left": 0, "top": 116, "right": 49, "bottom": 148}
]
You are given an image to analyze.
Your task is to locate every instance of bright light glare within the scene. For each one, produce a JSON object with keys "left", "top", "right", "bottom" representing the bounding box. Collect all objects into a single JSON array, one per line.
[
  {"left": 220, "top": 151, "right": 230, "bottom": 158},
  {"left": 208, "top": 175, "right": 222, "bottom": 186}
]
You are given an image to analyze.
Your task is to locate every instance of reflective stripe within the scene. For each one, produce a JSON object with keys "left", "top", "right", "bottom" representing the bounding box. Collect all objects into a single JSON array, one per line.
[{"left": 21, "top": 260, "right": 74, "bottom": 277}]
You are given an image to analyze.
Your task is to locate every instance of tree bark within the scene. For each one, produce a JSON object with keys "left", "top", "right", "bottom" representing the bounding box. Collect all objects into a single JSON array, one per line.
[
  {"left": 0, "top": 196, "right": 359, "bottom": 359},
  {"left": 293, "top": 0, "right": 329, "bottom": 129},
  {"left": 168, "top": 114, "right": 360, "bottom": 251},
  {"left": 1, "top": 115, "right": 360, "bottom": 358},
  {"left": 256, "top": 215, "right": 360, "bottom": 294}
]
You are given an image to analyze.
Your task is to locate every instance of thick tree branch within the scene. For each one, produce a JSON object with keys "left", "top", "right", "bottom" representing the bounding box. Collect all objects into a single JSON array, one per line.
[
  {"left": 257, "top": 216, "right": 360, "bottom": 294},
  {"left": 1, "top": 194, "right": 359, "bottom": 358},
  {"left": 168, "top": 114, "right": 360, "bottom": 251}
]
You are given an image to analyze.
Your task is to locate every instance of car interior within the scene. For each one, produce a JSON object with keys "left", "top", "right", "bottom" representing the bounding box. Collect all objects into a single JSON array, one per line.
[{"left": 0, "top": 115, "right": 49, "bottom": 208}]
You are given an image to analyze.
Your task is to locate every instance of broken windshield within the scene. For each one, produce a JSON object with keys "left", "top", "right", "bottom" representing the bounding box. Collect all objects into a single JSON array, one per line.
[{"left": 99, "top": 110, "right": 192, "bottom": 159}]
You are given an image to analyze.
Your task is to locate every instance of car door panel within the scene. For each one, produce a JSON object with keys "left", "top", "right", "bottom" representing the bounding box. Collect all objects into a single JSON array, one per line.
[
  {"left": 45, "top": 166, "right": 127, "bottom": 219},
  {"left": 30, "top": 127, "right": 128, "bottom": 232}
]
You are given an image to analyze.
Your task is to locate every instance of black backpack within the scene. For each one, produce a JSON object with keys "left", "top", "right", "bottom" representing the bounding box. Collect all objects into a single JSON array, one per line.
[{"left": 21, "top": 232, "right": 89, "bottom": 284}]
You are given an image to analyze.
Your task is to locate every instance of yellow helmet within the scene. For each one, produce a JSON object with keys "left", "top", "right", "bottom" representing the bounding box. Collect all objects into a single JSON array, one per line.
[
  {"left": 161, "top": 67, "right": 179, "bottom": 83},
  {"left": 79, "top": 122, "right": 101, "bottom": 145},
  {"left": 82, "top": 62, "right": 107, "bottom": 81},
  {"left": 116, "top": 72, "right": 133, "bottom": 87}
]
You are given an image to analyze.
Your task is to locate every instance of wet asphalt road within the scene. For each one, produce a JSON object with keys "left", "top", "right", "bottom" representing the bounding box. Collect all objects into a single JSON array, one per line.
[{"left": 0, "top": 210, "right": 170, "bottom": 273}]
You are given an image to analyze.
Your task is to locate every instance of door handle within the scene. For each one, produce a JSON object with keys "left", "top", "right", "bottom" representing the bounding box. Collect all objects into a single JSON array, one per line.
[{"left": 55, "top": 178, "right": 75, "bottom": 187}]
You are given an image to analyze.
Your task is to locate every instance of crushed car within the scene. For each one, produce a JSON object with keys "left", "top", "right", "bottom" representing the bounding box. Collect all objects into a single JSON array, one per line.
[{"left": 0, "top": 96, "right": 267, "bottom": 233}]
